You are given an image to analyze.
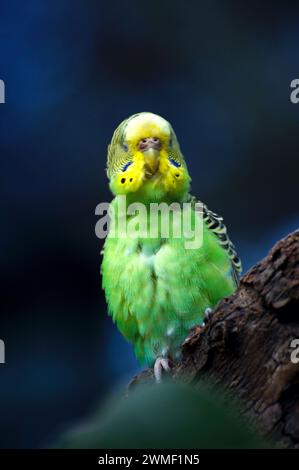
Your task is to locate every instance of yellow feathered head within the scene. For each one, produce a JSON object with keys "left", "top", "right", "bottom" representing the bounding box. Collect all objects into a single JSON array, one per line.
[{"left": 107, "top": 112, "right": 190, "bottom": 202}]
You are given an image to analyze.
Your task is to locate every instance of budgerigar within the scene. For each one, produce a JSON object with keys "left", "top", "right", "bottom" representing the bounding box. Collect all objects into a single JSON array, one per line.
[{"left": 101, "top": 112, "right": 241, "bottom": 381}]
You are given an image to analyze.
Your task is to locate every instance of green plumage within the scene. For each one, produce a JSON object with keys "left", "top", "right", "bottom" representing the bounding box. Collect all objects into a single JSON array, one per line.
[
  {"left": 101, "top": 113, "right": 241, "bottom": 366},
  {"left": 102, "top": 198, "right": 240, "bottom": 366}
]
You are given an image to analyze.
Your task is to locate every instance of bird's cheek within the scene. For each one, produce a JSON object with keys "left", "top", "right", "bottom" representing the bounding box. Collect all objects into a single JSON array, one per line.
[
  {"left": 162, "top": 167, "right": 186, "bottom": 190},
  {"left": 164, "top": 167, "right": 190, "bottom": 193},
  {"left": 110, "top": 164, "right": 144, "bottom": 195}
]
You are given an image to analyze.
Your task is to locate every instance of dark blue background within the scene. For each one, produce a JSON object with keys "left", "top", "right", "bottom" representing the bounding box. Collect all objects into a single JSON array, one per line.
[{"left": 0, "top": 0, "right": 298, "bottom": 448}]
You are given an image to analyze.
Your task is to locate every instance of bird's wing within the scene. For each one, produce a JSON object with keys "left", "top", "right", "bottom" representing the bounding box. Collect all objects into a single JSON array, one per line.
[{"left": 188, "top": 195, "right": 242, "bottom": 286}]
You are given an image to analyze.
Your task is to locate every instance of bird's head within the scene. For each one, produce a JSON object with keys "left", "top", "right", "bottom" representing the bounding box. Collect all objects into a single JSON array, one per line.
[{"left": 107, "top": 112, "right": 191, "bottom": 203}]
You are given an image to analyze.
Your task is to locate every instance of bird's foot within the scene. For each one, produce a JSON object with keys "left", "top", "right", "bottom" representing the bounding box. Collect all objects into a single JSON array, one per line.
[
  {"left": 203, "top": 307, "right": 213, "bottom": 325},
  {"left": 154, "top": 356, "right": 170, "bottom": 383}
]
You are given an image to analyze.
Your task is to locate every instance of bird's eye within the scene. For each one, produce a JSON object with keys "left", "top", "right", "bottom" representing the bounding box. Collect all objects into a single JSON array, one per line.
[
  {"left": 122, "top": 143, "right": 129, "bottom": 152},
  {"left": 169, "top": 157, "right": 181, "bottom": 168},
  {"left": 122, "top": 161, "right": 133, "bottom": 172},
  {"left": 169, "top": 137, "right": 173, "bottom": 147}
]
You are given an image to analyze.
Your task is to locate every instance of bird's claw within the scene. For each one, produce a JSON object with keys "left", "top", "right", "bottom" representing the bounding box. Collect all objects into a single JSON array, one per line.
[
  {"left": 154, "top": 356, "right": 170, "bottom": 383},
  {"left": 204, "top": 307, "right": 213, "bottom": 322}
]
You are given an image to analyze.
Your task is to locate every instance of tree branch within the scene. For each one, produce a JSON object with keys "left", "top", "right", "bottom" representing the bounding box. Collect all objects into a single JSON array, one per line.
[{"left": 129, "top": 230, "right": 299, "bottom": 448}]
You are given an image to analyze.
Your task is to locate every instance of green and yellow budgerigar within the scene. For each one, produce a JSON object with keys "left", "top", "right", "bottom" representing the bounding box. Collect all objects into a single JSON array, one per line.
[{"left": 101, "top": 112, "right": 241, "bottom": 381}]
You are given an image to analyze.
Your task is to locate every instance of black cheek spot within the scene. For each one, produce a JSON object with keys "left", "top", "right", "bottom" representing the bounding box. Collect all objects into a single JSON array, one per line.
[
  {"left": 121, "top": 178, "right": 126, "bottom": 184},
  {"left": 130, "top": 178, "right": 133, "bottom": 182}
]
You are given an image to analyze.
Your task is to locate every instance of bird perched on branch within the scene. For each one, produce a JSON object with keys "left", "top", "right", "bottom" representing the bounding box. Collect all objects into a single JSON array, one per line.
[{"left": 101, "top": 112, "right": 241, "bottom": 381}]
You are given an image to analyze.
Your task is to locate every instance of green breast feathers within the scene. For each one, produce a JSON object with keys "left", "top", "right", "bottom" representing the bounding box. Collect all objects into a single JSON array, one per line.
[{"left": 101, "top": 197, "right": 241, "bottom": 367}]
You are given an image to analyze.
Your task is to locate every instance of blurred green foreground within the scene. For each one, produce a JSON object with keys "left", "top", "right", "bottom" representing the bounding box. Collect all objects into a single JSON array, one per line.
[{"left": 56, "top": 381, "right": 269, "bottom": 449}]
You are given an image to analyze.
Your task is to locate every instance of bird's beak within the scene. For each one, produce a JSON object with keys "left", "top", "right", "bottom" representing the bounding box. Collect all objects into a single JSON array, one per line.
[{"left": 138, "top": 137, "right": 161, "bottom": 177}]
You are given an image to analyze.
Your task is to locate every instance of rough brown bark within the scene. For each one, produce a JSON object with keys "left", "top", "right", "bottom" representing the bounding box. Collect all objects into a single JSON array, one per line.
[{"left": 129, "top": 230, "right": 299, "bottom": 448}]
